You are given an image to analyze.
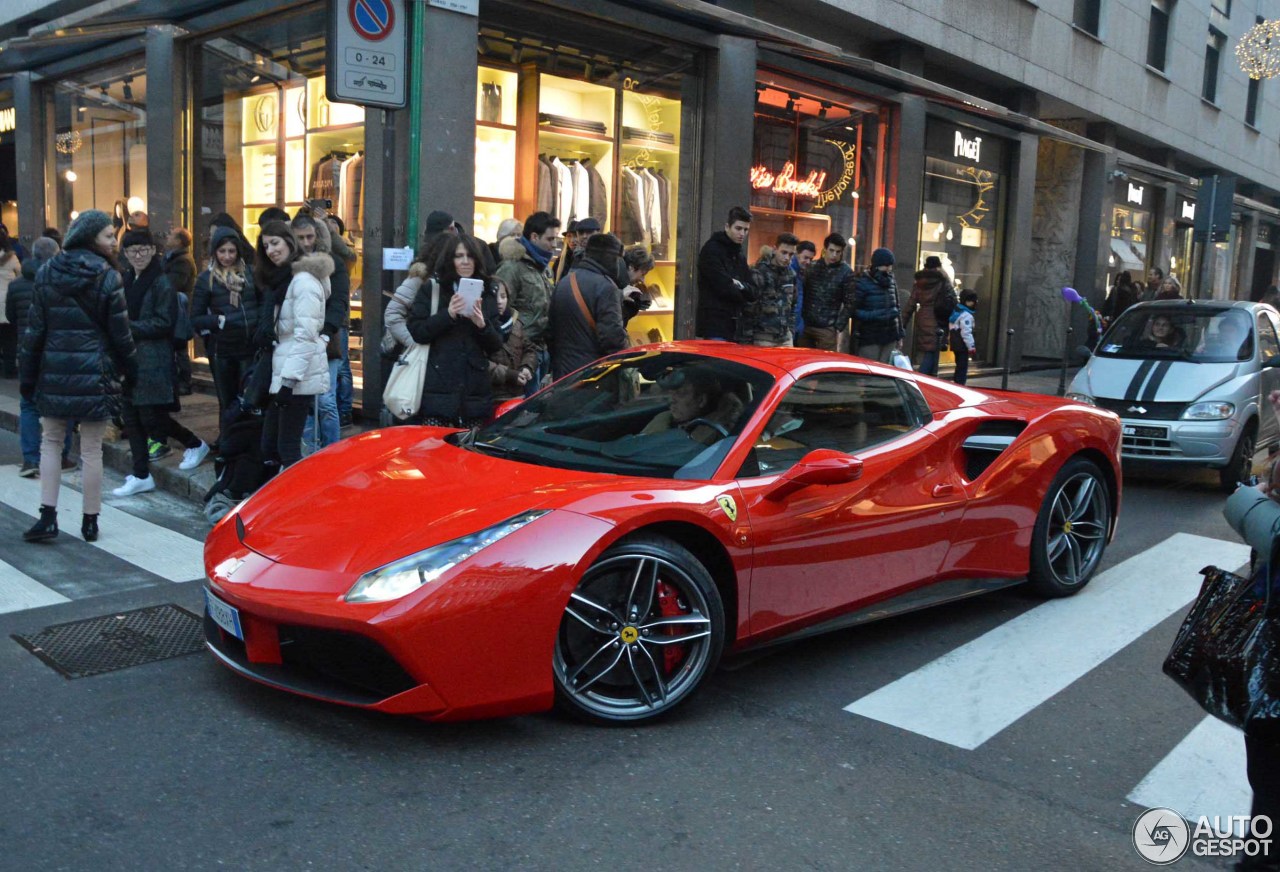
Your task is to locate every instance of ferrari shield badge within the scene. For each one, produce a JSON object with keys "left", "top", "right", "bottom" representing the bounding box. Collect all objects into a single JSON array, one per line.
[{"left": 716, "top": 495, "right": 738, "bottom": 522}]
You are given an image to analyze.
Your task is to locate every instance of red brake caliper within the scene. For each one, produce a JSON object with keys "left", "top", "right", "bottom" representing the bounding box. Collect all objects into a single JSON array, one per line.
[{"left": 654, "top": 581, "right": 688, "bottom": 673}]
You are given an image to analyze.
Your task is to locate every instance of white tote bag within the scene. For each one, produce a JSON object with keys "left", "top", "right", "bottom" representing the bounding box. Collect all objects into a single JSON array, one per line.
[{"left": 382, "top": 283, "right": 439, "bottom": 421}]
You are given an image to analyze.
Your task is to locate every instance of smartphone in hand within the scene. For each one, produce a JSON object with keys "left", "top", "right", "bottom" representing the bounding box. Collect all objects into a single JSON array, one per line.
[{"left": 456, "top": 278, "right": 485, "bottom": 309}]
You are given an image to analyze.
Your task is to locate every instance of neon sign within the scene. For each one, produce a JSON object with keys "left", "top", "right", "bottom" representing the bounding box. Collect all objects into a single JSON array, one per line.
[{"left": 751, "top": 162, "right": 828, "bottom": 198}]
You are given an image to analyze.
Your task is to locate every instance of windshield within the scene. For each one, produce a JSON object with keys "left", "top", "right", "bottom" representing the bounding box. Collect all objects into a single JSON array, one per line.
[
  {"left": 1097, "top": 306, "right": 1254, "bottom": 363},
  {"left": 470, "top": 350, "right": 776, "bottom": 479}
]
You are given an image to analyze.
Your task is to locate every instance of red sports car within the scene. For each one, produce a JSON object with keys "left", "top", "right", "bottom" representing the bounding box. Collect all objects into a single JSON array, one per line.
[{"left": 203, "top": 343, "right": 1122, "bottom": 724}]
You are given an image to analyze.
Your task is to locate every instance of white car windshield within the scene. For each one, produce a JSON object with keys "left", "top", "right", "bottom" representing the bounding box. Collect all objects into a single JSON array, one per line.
[
  {"left": 466, "top": 350, "right": 776, "bottom": 479},
  {"left": 1097, "top": 307, "right": 1253, "bottom": 363}
]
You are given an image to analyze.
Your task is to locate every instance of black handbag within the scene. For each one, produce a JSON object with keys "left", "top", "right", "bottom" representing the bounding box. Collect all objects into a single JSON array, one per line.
[{"left": 1163, "top": 562, "right": 1280, "bottom": 741}]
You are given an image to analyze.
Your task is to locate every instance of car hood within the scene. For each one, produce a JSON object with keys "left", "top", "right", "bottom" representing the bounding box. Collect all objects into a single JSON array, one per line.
[
  {"left": 1076, "top": 357, "right": 1241, "bottom": 403},
  {"left": 234, "top": 429, "right": 633, "bottom": 572}
]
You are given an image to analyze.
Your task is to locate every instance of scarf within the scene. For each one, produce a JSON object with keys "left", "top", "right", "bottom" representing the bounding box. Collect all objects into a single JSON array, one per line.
[
  {"left": 123, "top": 258, "right": 162, "bottom": 321},
  {"left": 497, "top": 307, "right": 515, "bottom": 340},
  {"left": 519, "top": 236, "right": 552, "bottom": 271},
  {"left": 213, "top": 261, "right": 246, "bottom": 308}
]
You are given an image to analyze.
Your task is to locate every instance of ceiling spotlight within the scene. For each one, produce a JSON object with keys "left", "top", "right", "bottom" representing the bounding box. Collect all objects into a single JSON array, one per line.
[
  {"left": 122, "top": 77, "right": 133, "bottom": 101},
  {"left": 250, "top": 74, "right": 261, "bottom": 83},
  {"left": 70, "top": 210, "right": 80, "bottom": 220},
  {"left": 511, "top": 45, "right": 524, "bottom": 64},
  {"left": 785, "top": 92, "right": 796, "bottom": 112},
  {"left": 818, "top": 101, "right": 831, "bottom": 120},
  {"left": 64, "top": 170, "right": 77, "bottom": 182}
]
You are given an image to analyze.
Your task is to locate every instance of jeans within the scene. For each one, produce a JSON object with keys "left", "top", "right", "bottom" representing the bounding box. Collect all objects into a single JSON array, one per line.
[
  {"left": 41, "top": 418, "right": 107, "bottom": 514},
  {"left": 20, "top": 395, "right": 72, "bottom": 465},
  {"left": 952, "top": 341, "right": 970, "bottom": 385},
  {"left": 525, "top": 348, "right": 551, "bottom": 398},
  {"left": 263, "top": 393, "right": 312, "bottom": 468},
  {"left": 918, "top": 350, "right": 940, "bottom": 376},
  {"left": 301, "top": 355, "right": 342, "bottom": 452},
  {"left": 336, "top": 328, "right": 353, "bottom": 418}
]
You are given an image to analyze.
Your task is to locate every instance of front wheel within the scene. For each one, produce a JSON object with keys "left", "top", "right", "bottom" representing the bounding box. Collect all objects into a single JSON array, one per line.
[
  {"left": 553, "top": 534, "right": 724, "bottom": 724},
  {"left": 1028, "top": 458, "right": 1112, "bottom": 598},
  {"left": 1219, "top": 422, "right": 1257, "bottom": 493}
]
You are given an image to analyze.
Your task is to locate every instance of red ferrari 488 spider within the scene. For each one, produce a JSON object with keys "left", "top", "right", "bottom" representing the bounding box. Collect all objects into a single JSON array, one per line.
[{"left": 204, "top": 343, "right": 1121, "bottom": 724}]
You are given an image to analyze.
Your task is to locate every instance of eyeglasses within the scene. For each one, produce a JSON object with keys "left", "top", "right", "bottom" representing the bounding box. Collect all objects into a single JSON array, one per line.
[{"left": 124, "top": 246, "right": 155, "bottom": 256}]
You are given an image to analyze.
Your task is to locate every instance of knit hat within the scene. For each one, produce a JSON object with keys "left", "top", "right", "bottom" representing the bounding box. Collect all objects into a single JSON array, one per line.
[
  {"left": 584, "top": 232, "right": 623, "bottom": 258},
  {"left": 924, "top": 255, "right": 942, "bottom": 269},
  {"left": 871, "top": 247, "right": 895, "bottom": 268},
  {"left": 63, "top": 209, "right": 113, "bottom": 251},
  {"left": 425, "top": 210, "right": 454, "bottom": 235},
  {"left": 120, "top": 228, "right": 156, "bottom": 250}
]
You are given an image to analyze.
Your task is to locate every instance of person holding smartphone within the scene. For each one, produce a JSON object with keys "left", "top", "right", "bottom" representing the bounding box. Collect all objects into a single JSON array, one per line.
[{"left": 405, "top": 233, "right": 502, "bottom": 428}]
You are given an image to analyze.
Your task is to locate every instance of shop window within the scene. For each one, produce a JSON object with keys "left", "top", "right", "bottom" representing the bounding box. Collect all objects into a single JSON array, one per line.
[
  {"left": 48, "top": 60, "right": 148, "bottom": 232},
  {"left": 1147, "top": 0, "right": 1172, "bottom": 72},
  {"left": 476, "top": 27, "right": 690, "bottom": 345},
  {"left": 1204, "top": 28, "right": 1225, "bottom": 103},
  {"left": 1074, "top": 0, "right": 1102, "bottom": 36},
  {"left": 195, "top": 6, "right": 369, "bottom": 397},
  {"left": 750, "top": 73, "right": 890, "bottom": 268}
]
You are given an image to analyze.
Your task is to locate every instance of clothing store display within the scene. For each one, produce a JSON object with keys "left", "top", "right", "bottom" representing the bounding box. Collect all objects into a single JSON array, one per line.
[
  {"left": 570, "top": 160, "right": 590, "bottom": 224},
  {"left": 552, "top": 157, "right": 574, "bottom": 229},
  {"left": 480, "top": 83, "right": 502, "bottom": 123},
  {"left": 583, "top": 159, "right": 607, "bottom": 225},
  {"left": 617, "top": 166, "right": 668, "bottom": 254},
  {"left": 537, "top": 156, "right": 555, "bottom": 215},
  {"left": 538, "top": 113, "right": 607, "bottom": 135},
  {"left": 622, "top": 126, "right": 675, "bottom": 145}
]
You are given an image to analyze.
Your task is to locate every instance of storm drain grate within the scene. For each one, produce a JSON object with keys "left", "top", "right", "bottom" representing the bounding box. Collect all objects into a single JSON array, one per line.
[{"left": 12, "top": 604, "right": 204, "bottom": 679}]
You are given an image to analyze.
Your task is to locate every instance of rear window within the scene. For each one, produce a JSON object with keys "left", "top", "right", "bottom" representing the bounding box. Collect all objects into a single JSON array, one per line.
[{"left": 1098, "top": 306, "right": 1253, "bottom": 363}]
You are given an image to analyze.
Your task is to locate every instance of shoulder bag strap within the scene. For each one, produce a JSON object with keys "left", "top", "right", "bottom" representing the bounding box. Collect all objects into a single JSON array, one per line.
[{"left": 569, "top": 272, "right": 596, "bottom": 333}]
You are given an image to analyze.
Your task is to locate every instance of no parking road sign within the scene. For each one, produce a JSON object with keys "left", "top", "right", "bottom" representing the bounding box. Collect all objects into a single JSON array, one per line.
[{"left": 327, "top": 0, "right": 407, "bottom": 109}]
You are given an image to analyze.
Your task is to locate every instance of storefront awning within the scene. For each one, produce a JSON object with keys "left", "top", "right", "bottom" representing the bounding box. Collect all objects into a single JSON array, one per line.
[{"left": 1109, "top": 237, "right": 1146, "bottom": 272}]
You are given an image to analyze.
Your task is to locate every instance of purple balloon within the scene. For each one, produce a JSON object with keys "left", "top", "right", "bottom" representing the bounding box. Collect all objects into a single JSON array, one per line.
[{"left": 1061, "top": 287, "right": 1083, "bottom": 304}]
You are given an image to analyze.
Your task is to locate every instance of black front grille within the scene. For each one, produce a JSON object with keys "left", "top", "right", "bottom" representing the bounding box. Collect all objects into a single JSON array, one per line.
[
  {"left": 278, "top": 624, "right": 418, "bottom": 700},
  {"left": 1093, "top": 398, "right": 1187, "bottom": 420}
]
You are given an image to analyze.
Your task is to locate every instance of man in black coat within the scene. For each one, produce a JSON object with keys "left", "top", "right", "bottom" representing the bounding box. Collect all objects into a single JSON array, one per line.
[
  {"left": 7, "top": 237, "right": 73, "bottom": 477},
  {"left": 549, "top": 233, "right": 630, "bottom": 380},
  {"left": 695, "top": 206, "right": 756, "bottom": 341}
]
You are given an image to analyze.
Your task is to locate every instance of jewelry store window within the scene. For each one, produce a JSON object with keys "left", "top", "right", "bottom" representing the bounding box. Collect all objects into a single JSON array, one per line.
[
  {"left": 47, "top": 59, "right": 148, "bottom": 233},
  {"left": 195, "top": 6, "right": 369, "bottom": 398},
  {"left": 476, "top": 14, "right": 693, "bottom": 346},
  {"left": 750, "top": 71, "right": 891, "bottom": 268}
]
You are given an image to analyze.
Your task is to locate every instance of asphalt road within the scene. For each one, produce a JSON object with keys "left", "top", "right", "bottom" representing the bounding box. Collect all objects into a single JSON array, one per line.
[{"left": 0, "top": 426, "right": 1251, "bottom": 872}]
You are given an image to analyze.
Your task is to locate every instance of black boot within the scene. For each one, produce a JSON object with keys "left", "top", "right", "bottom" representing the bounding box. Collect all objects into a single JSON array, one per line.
[
  {"left": 81, "top": 513, "right": 99, "bottom": 542},
  {"left": 23, "top": 505, "right": 58, "bottom": 542}
]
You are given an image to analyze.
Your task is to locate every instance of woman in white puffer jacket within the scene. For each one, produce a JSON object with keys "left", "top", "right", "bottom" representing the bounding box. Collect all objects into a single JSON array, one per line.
[{"left": 255, "top": 219, "right": 331, "bottom": 469}]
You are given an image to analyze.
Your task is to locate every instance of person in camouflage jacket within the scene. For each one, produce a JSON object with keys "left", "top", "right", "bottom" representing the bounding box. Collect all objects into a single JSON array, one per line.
[{"left": 743, "top": 233, "right": 799, "bottom": 346}]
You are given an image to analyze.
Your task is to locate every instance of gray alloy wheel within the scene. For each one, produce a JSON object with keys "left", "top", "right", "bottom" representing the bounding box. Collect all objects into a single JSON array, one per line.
[
  {"left": 1219, "top": 421, "right": 1257, "bottom": 494},
  {"left": 1028, "top": 458, "right": 1111, "bottom": 598},
  {"left": 553, "top": 534, "right": 724, "bottom": 724}
]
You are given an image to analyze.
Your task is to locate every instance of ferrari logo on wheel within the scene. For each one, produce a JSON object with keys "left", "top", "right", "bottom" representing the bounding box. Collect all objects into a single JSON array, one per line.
[
  {"left": 716, "top": 495, "right": 738, "bottom": 522},
  {"left": 620, "top": 626, "right": 639, "bottom": 644}
]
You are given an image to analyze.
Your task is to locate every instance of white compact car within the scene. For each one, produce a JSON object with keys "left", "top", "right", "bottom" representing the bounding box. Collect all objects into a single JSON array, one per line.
[{"left": 1067, "top": 300, "right": 1280, "bottom": 491}]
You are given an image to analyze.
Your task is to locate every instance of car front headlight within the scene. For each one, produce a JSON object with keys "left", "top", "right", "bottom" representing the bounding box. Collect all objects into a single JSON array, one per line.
[
  {"left": 1065, "top": 392, "right": 1096, "bottom": 406},
  {"left": 344, "top": 510, "right": 550, "bottom": 603},
  {"left": 1181, "top": 401, "right": 1235, "bottom": 421}
]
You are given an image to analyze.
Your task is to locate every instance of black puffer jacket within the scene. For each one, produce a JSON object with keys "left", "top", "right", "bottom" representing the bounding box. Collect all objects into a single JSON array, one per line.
[
  {"left": 5, "top": 255, "right": 40, "bottom": 334},
  {"left": 19, "top": 248, "right": 136, "bottom": 420},
  {"left": 192, "top": 226, "right": 262, "bottom": 359},
  {"left": 852, "top": 268, "right": 904, "bottom": 346},
  {"left": 406, "top": 279, "right": 503, "bottom": 421},
  {"left": 122, "top": 258, "right": 179, "bottom": 408}
]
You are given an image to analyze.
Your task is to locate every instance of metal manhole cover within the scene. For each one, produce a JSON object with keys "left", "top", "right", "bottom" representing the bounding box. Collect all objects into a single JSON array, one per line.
[{"left": 12, "top": 604, "right": 204, "bottom": 679}]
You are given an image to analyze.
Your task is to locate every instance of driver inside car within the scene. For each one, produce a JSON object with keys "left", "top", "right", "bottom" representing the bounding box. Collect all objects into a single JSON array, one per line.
[{"left": 641, "top": 368, "right": 744, "bottom": 446}]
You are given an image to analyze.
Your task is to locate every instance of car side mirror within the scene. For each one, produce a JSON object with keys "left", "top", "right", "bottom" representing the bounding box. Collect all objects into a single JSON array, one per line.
[{"left": 765, "top": 449, "right": 863, "bottom": 501}]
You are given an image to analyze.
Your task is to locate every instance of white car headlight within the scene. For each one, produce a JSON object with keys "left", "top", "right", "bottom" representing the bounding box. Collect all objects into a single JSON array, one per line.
[
  {"left": 344, "top": 510, "right": 550, "bottom": 603},
  {"left": 1181, "top": 401, "right": 1235, "bottom": 421},
  {"left": 1065, "top": 392, "right": 1096, "bottom": 406}
]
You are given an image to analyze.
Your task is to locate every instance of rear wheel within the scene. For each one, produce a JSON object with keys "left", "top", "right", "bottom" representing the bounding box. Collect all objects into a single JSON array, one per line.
[
  {"left": 1028, "top": 458, "right": 1111, "bottom": 598},
  {"left": 1219, "top": 421, "right": 1257, "bottom": 493},
  {"left": 553, "top": 534, "right": 724, "bottom": 724}
]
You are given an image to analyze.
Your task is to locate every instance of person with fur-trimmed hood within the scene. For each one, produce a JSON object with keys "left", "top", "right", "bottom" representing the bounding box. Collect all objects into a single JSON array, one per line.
[
  {"left": 254, "top": 219, "right": 331, "bottom": 468},
  {"left": 291, "top": 214, "right": 347, "bottom": 450},
  {"left": 903, "top": 255, "right": 955, "bottom": 376}
]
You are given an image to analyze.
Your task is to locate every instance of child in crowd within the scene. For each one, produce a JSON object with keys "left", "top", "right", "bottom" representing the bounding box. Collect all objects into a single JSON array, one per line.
[{"left": 950, "top": 289, "right": 978, "bottom": 386}]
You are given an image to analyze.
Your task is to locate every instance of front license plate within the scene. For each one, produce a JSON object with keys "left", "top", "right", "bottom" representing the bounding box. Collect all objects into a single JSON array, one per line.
[
  {"left": 205, "top": 589, "right": 244, "bottom": 640},
  {"left": 1123, "top": 424, "right": 1167, "bottom": 438}
]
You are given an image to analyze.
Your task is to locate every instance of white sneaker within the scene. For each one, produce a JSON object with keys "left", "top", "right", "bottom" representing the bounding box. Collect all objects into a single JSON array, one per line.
[
  {"left": 112, "top": 474, "right": 156, "bottom": 497},
  {"left": 179, "top": 441, "right": 211, "bottom": 471}
]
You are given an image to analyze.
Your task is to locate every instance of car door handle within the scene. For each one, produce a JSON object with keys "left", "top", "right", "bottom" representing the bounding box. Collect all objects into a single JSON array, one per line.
[{"left": 932, "top": 483, "right": 957, "bottom": 498}]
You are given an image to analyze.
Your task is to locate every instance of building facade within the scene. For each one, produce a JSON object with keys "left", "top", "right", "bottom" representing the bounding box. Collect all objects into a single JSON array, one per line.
[{"left": 0, "top": 0, "right": 1278, "bottom": 406}]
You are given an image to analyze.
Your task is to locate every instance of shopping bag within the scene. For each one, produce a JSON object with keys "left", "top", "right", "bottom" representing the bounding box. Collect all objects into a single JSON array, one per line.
[
  {"left": 382, "top": 342, "right": 430, "bottom": 421},
  {"left": 1163, "top": 564, "right": 1280, "bottom": 740},
  {"left": 890, "top": 350, "right": 912, "bottom": 370}
]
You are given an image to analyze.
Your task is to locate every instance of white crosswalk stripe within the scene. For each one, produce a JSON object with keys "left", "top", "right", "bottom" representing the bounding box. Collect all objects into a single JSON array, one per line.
[
  {"left": 844, "top": 532, "right": 1251, "bottom": 749},
  {"left": 0, "top": 473, "right": 205, "bottom": 583},
  {"left": 1129, "top": 716, "right": 1252, "bottom": 833},
  {"left": 0, "top": 558, "right": 70, "bottom": 614}
]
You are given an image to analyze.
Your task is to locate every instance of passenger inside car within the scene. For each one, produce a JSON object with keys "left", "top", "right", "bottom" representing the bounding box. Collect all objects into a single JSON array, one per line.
[{"left": 1198, "top": 315, "right": 1252, "bottom": 359}]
